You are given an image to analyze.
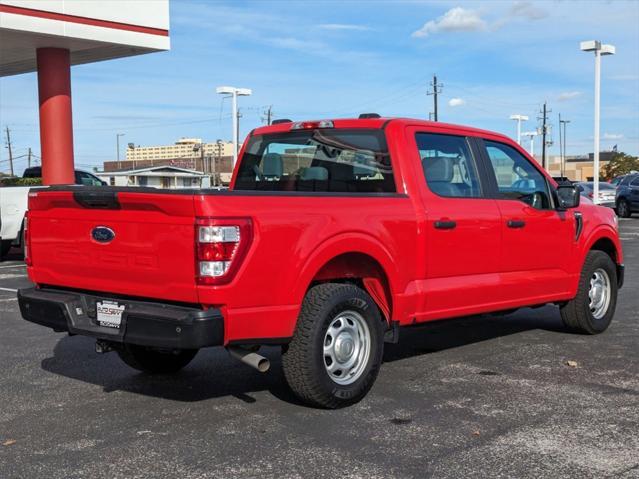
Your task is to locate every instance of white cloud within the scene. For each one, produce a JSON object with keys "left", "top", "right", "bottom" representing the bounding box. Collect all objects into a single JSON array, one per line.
[
  {"left": 557, "top": 91, "right": 582, "bottom": 101},
  {"left": 603, "top": 133, "right": 623, "bottom": 140},
  {"left": 509, "top": 1, "right": 548, "bottom": 21},
  {"left": 412, "top": 7, "right": 486, "bottom": 38},
  {"left": 318, "top": 23, "right": 370, "bottom": 31},
  {"left": 448, "top": 98, "right": 466, "bottom": 107}
]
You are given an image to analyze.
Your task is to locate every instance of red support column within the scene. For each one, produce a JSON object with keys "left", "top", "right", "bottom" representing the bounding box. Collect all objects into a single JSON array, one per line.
[{"left": 36, "top": 48, "right": 74, "bottom": 185}]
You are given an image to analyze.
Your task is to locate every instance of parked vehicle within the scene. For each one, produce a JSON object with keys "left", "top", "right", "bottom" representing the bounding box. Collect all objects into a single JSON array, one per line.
[
  {"left": 18, "top": 117, "right": 624, "bottom": 408},
  {"left": 616, "top": 173, "right": 639, "bottom": 218},
  {"left": 575, "top": 181, "right": 617, "bottom": 208},
  {"left": 0, "top": 168, "right": 104, "bottom": 259},
  {"left": 22, "top": 167, "right": 106, "bottom": 186}
]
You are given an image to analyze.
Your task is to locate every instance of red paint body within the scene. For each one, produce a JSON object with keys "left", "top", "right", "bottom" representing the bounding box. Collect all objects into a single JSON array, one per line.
[
  {"left": 26, "top": 119, "right": 623, "bottom": 344},
  {"left": 37, "top": 48, "right": 75, "bottom": 186}
]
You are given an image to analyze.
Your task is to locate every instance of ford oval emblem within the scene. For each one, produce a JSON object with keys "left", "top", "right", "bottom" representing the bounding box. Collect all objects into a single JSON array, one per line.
[{"left": 92, "top": 226, "right": 115, "bottom": 243}]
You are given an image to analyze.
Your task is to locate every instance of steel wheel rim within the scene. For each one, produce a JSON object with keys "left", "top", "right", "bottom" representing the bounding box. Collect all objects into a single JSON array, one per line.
[
  {"left": 323, "top": 310, "right": 371, "bottom": 385},
  {"left": 589, "top": 268, "right": 611, "bottom": 320},
  {"left": 618, "top": 202, "right": 627, "bottom": 216}
]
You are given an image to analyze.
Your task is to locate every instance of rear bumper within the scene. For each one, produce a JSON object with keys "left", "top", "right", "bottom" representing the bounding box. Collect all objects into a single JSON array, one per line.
[{"left": 18, "top": 287, "right": 224, "bottom": 349}]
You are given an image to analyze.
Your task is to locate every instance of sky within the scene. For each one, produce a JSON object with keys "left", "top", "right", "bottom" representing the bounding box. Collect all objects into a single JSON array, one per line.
[{"left": 1, "top": 0, "right": 639, "bottom": 173}]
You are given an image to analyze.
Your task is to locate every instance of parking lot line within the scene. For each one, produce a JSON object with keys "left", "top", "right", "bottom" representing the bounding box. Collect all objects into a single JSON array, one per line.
[
  {"left": 0, "top": 287, "right": 18, "bottom": 292},
  {"left": 0, "top": 264, "right": 26, "bottom": 269}
]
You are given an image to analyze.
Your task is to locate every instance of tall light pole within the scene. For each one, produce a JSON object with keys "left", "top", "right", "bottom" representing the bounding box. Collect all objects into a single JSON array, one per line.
[
  {"left": 216, "top": 86, "right": 252, "bottom": 166},
  {"left": 116, "top": 133, "right": 125, "bottom": 169},
  {"left": 559, "top": 116, "right": 571, "bottom": 179},
  {"left": 510, "top": 114, "right": 529, "bottom": 145},
  {"left": 581, "top": 40, "right": 615, "bottom": 204},
  {"left": 522, "top": 131, "right": 538, "bottom": 158}
]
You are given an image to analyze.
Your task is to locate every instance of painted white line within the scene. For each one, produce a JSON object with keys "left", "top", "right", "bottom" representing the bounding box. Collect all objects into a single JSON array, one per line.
[
  {"left": 0, "top": 298, "right": 17, "bottom": 302},
  {"left": 0, "top": 264, "right": 26, "bottom": 269},
  {"left": 0, "top": 287, "right": 18, "bottom": 293}
]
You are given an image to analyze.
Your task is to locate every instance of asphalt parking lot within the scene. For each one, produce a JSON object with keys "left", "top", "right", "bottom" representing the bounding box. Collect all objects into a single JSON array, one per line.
[{"left": 1, "top": 219, "right": 638, "bottom": 479}]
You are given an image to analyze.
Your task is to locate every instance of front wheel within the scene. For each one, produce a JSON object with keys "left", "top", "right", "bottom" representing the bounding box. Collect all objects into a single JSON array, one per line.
[
  {"left": 616, "top": 199, "right": 631, "bottom": 218},
  {"left": 282, "top": 283, "right": 385, "bottom": 408},
  {"left": 117, "top": 344, "right": 198, "bottom": 374},
  {"left": 560, "top": 251, "right": 618, "bottom": 334}
]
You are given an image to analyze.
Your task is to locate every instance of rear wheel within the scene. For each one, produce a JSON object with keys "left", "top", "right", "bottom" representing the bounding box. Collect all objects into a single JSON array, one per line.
[
  {"left": 282, "top": 283, "right": 385, "bottom": 408},
  {"left": 560, "top": 250, "right": 618, "bottom": 334},
  {"left": 117, "top": 344, "right": 198, "bottom": 374},
  {"left": 616, "top": 199, "right": 631, "bottom": 218},
  {"left": 0, "top": 240, "right": 12, "bottom": 259}
]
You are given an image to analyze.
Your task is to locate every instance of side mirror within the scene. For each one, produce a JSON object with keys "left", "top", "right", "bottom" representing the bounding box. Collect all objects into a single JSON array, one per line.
[{"left": 557, "top": 184, "right": 580, "bottom": 210}]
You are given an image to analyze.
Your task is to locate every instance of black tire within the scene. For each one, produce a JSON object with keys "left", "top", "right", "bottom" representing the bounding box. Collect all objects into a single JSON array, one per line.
[
  {"left": 616, "top": 199, "right": 631, "bottom": 218},
  {"left": 117, "top": 344, "right": 198, "bottom": 374},
  {"left": 282, "top": 283, "right": 385, "bottom": 408},
  {"left": 0, "top": 240, "right": 12, "bottom": 259},
  {"left": 560, "top": 250, "right": 618, "bottom": 334}
]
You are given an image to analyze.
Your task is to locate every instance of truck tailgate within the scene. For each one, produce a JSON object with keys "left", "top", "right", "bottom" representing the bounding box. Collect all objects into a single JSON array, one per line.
[{"left": 27, "top": 188, "right": 198, "bottom": 303}]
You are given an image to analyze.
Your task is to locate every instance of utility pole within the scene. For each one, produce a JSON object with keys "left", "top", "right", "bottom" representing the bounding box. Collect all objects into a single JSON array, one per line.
[
  {"left": 116, "top": 133, "right": 125, "bottom": 169},
  {"left": 427, "top": 75, "right": 443, "bottom": 121},
  {"left": 538, "top": 102, "right": 551, "bottom": 170},
  {"left": 263, "top": 105, "right": 273, "bottom": 125},
  {"left": 236, "top": 109, "right": 242, "bottom": 144},
  {"left": 4, "top": 126, "right": 14, "bottom": 176},
  {"left": 28, "top": 147, "right": 32, "bottom": 168},
  {"left": 510, "top": 114, "right": 529, "bottom": 145}
]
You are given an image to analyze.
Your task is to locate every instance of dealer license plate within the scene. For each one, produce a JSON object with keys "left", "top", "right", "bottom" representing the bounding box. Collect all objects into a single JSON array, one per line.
[{"left": 96, "top": 300, "right": 125, "bottom": 329}]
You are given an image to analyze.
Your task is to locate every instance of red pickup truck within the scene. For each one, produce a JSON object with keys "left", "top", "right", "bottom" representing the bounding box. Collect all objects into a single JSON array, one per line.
[{"left": 19, "top": 117, "right": 623, "bottom": 408}]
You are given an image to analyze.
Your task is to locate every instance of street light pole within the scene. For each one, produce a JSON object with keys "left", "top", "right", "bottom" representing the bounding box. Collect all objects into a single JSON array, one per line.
[
  {"left": 581, "top": 40, "right": 615, "bottom": 204},
  {"left": 522, "top": 131, "right": 538, "bottom": 158},
  {"left": 510, "top": 114, "right": 529, "bottom": 145},
  {"left": 216, "top": 86, "right": 252, "bottom": 167}
]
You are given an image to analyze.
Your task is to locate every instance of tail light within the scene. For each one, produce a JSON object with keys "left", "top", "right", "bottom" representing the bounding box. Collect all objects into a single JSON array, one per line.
[
  {"left": 195, "top": 218, "right": 252, "bottom": 285},
  {"left": 291, "top": 120, "right": 334, "bottom": 130},
  {"left": 23, "top": 212, "right": 31, "bottom": 266}
]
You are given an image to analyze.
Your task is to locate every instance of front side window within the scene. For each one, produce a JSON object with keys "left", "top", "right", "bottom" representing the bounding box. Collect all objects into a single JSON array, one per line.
[
  {"left": 484, "top": 141, "right": 551, "bottom": 209},
  {"left": 416, "top": 133, "right": 481, "bottom": 198},
  {"left": 235, "top": 129, "right": 394, "bottom": 192},
  {"left": 631, "top": 177, "right": 639, "bottom": 187}
]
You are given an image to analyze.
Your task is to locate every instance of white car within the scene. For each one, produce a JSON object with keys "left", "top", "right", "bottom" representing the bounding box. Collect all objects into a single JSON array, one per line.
[{"left": 0, "top": 185, "right": 32, "bottom": 258}]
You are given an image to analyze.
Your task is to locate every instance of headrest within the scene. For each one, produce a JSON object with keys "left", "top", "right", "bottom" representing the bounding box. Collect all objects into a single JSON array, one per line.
[
  {"left": 262, "top": 153, "right": 283, "bottom": 177},
  {"left": 301, "top": 166, "right": 329, "bottom": 181},
  {"left": 423, "top": 156, "right": 453, "bottom": 182}
]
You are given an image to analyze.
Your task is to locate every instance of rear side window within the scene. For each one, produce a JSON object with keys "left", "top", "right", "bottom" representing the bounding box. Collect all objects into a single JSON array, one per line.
[
  {"left": 234, "top": 129, "right": 395, "bottom": 192},
  {"left": 631, "top": 177, "right": 639, "bottom": 186},
  {"left": 416, "top": 133, "right": 481, "bottom": 198}
]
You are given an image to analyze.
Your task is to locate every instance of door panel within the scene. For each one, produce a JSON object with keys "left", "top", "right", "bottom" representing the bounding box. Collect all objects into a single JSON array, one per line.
[
  {"left": 410, "top": 130, "right": 503, "bottom": 318},
  {"left": 480, "top": 139, "right": 575, "bottom": 300}
]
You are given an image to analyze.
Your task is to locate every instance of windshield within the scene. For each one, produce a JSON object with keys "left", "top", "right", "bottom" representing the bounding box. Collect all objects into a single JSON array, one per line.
[{"left": 234, "top": 129, "right": 395, "bottom": 193}]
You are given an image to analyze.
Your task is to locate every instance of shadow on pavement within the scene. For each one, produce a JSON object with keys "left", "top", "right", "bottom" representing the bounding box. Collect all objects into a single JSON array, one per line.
[{"left": 40, "top": 305, "right": 570, "bottom": 405}]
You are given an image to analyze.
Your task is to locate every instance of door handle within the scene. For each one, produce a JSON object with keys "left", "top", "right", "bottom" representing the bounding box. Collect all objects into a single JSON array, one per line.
[
  {"left": 507, "top": 219, "right": 526, "bottom": 228},
  {"left": 434, "top": 220, "right": 457, "bottom": 230}
]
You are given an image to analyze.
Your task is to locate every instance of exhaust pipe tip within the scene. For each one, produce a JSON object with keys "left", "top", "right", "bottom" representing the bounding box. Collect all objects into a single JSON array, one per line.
[{"left": 227, "top": 346, "right": 270, "bottom": 373}]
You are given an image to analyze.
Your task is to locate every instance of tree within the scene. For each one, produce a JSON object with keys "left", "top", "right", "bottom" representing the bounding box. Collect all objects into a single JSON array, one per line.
[{"left": 602, "top": 151, "right": 639, "bottom": 179}]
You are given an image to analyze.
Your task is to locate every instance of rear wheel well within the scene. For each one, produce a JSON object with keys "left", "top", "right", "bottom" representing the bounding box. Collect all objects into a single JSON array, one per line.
[{"left": 310, "top": 253, "right": 392, "bottom": 324}]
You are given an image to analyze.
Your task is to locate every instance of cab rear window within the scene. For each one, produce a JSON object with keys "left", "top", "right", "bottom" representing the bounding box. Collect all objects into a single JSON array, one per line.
[{"left": 234, "top": 129, "right": 395, "bottom": 192}]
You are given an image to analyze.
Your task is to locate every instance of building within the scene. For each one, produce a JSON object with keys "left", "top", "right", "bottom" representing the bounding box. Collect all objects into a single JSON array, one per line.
[
  {"left": 546, "top": 152, "right": 614, "bottom": 181},
  {"left": 96, "top": 166, "right": 208, "bottom": 189},
  {"left": 103, "top": 138, "right": 236, "bottom": 177},
  {"left": 126, "top": 138, "right": 235, "bottom": 163},
  {"left": 0, "top": 0, "right": 170, "bottom": 184}
]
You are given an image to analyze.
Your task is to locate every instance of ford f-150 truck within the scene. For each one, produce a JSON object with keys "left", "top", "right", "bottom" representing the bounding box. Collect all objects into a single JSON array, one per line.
[{"left": 18, "top": 117, "right": 624, "bottom": 408}]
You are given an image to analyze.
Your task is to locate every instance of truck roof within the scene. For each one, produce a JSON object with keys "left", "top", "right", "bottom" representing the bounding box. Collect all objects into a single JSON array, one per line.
[{"left": 251, "top": 117, "right": 512, "bottom": 142}]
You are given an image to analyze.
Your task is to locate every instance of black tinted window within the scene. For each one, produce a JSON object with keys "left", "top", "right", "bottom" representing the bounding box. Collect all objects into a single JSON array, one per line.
[
  {"left": 631, "top": 177, "right": 639, "bottom": 186},
  {"left": 235, "top": 129, "right": 394, "bottom": 192},
  {"left": 485, "top": 141, "right": 551, "bottom": 209},
  {"left": 416, "top": 133, "right": 481, "bottom": 198}
]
